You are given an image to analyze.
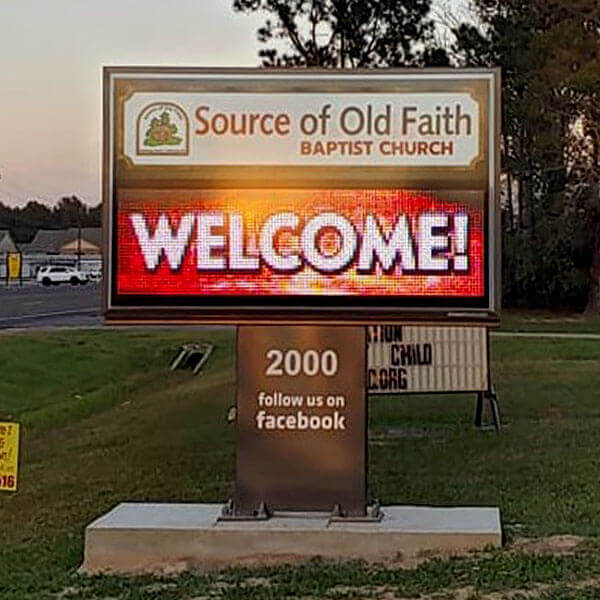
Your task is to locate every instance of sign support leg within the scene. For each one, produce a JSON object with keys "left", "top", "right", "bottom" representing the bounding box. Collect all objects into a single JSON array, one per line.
[{"left": 474, "top": 328, "right": 501, "bottom": 431}]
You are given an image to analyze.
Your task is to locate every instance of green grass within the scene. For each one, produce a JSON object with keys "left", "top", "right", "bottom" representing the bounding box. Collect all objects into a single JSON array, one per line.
[
  {"left": 370, "top": 336, "right": 600, "bottom": 538},
  {"left": 0, "top": 329, "right": 227, "bottom": 429},
  {"left": 1, "top": 326, "right": 600, "bottom": 598},
  {"left": 500, "top": 309, "right": 600, "bottom": 333}
]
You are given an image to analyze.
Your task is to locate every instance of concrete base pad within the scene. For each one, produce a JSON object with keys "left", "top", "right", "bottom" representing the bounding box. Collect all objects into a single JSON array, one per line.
[{"left": 82, "top": 503, "right": 502, "bottom": 574}]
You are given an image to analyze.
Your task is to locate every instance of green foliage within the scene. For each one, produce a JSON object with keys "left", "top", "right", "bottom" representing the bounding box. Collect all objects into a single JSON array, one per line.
[
  {"left": 232, "top": 0, "right": 448, "bottom": 67},
  {"left": 454, "top": 0, "right": 600, "bottom": 311},
  {"left": 502, "top": 213, "right": 591, "bottom": 309},
  {"left": 0, "top": 196, "right": 101, "bottom": 244}
]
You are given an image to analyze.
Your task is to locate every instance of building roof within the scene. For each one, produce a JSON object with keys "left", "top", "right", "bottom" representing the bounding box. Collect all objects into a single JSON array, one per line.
[
  {"left": 25, "top": 228, "right": 102, "bottom": 254},
  {"left": 0, "top": 229, "right": 18, "bottom": 253}
]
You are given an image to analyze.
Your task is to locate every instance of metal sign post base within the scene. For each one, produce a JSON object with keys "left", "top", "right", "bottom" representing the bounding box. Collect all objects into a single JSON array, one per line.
[
  {"left": 218, "top": 500, "right": 384, "bottom": 524},
  {"left": 328, "top": 501, "right": 384, "bottom": 523},
  {"left": 218, "top": 499, "right": 271, "bottom": 522}
]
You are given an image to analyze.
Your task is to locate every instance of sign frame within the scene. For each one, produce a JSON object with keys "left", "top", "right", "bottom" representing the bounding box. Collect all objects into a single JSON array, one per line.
[{"left": 102, "top": 67, "right": 501, "bottom": 324}]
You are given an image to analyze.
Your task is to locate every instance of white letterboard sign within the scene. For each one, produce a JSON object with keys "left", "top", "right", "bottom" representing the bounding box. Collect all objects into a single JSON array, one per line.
[{"left": 367, "top": 325, "right": 488, "bottom": 394}]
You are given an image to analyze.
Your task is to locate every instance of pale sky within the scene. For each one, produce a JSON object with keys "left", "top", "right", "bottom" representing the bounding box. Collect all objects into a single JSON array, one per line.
[
  {"left": 0, "top": 0, "right": 468, "bottom": 208},
  {"left": 0, "top": 0, "right": 262, "bottom": 207}
]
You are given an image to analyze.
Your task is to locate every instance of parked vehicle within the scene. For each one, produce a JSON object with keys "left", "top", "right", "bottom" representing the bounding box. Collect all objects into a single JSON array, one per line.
[
  {"left": 37, "top": 266, "right": 88, "bottom": 286},
  {"left": 86, "top": 269, "right": 102, "bottom": 282}
]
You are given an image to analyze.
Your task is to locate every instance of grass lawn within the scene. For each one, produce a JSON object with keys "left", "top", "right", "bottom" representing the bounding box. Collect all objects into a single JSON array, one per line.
[
  {"left": 1, "top": 325, "right": 600, "bottom": 598},
  {"left": 499, "top": 309, "right": 600, "bottom": 333}
]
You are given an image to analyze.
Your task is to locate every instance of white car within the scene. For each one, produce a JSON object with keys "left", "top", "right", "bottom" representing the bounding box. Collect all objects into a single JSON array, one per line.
[
  {"left": 86, "top": 269, "right": 102, "bottom": 282},
  {"left": 37, "top": 266, "right": 88, "bottom": 286}
]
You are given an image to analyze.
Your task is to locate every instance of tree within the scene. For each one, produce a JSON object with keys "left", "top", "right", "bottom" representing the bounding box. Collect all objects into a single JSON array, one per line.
[
  {"left": 53, "top": 196, "right": 85, "bottom": 229},
  {"left": 232, "top": 0, "right": 448, "bottom": 67},
  {"left": 453, "top": 0, "right": 600, "bottom": 312},
  {"left": 0, "top": 197, "right": 102, "bottom": 244}
]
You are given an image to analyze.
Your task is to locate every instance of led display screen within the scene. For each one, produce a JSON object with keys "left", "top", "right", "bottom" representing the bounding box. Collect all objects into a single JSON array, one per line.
[{"left": 115, "top": 188, "right": 485, "bottom": 302}]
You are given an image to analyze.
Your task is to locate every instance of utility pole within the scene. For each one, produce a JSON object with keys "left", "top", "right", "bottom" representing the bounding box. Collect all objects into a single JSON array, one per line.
[{"left": 74, "top": 195, "right": 82, "bottom": 270}]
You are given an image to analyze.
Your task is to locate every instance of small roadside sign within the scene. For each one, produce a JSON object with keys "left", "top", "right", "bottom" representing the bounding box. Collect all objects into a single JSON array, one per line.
[
  {"left": 7, "top": 253, "right": 21, "bottom": 281},
  {"left": 0, "top": 422, "right": 20, "bottom": 492}
]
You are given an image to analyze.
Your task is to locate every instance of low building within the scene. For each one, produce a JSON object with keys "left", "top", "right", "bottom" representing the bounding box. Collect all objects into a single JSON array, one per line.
[
  {"left": 0, "top": 230, "right": 17, "bottom": 254},
  {"left": 22, "top": 228, "right": 102, "bottom": 279}
]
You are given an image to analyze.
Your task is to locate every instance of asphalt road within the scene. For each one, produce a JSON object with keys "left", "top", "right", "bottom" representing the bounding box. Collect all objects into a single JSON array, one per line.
[{"left": 0, "top": 282, "right": 102, "bottom": 329}]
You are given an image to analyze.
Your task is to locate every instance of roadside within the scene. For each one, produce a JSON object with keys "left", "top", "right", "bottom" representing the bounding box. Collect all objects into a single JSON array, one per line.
[{"left": 0, "top": 283, "right": 101, "bottom": 328}]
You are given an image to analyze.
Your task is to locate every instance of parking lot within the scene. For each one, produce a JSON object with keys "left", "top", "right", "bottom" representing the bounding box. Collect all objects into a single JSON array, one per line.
[{"left": 0, "top": 281, "right": 101, "bottom": 329}]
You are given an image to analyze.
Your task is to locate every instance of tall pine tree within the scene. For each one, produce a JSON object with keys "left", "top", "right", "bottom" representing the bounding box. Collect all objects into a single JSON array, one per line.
[
  {"left": 454, "top": 0, "right": 600, "bottom": 311},
  {"left": 233, "top": 0, "right": 448, "bottom": 67}
]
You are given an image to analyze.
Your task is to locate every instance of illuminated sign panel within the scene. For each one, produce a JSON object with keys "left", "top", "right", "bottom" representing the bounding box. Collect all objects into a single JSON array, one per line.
[
  {"left": 117, "top": 189, "right": 484, "bottom": 300},
  {"left": 104, "top": 68, "right": 499, "bottom": 322}
]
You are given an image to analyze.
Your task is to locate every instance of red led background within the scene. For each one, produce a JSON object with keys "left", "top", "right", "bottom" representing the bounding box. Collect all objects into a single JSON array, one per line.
[{"left": 116, "top": 189, "right": 485, "bottom": 298}]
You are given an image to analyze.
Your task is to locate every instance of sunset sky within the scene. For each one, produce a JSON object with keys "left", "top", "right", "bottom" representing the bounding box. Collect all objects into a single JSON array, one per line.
[
  {"left": 0, "top": 0, "right": 467, "bottom": 208},
  {"left": 0, "top": 0, "right": 261, "bottom": 207}
]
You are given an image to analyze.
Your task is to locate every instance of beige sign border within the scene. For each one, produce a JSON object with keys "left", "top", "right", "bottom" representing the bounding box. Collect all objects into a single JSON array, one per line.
[{"left": 122, "top": 89, "right": 484, "bottom": 171}]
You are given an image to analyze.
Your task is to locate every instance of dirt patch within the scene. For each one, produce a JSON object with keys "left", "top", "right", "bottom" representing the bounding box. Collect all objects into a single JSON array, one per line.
[
  {"left": 369, "top": 427, "right": 448, "bottom": 443},
  {"left": 372, "top": 577, "right": 600, "bottom": 600},
  {"left": 141, "top": 581, "right": 178, "bottom": 593},
  {"left": 241, "top": 576, "right": 272, "bottom": 588},
  {"left": 510, "top": 535, "right": 585, "bottom": 555},
  {"left": 55, "top": 587, "right": 80, "bottom": 599},
  {"left": 540, "top": 407, "right": 566, "bottom": 423},
  {"left": 328, "top": 584, "right": 396, "bottom": 598}
]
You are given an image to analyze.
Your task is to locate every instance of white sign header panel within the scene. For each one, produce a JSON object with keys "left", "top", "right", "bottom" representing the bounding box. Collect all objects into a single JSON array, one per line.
[{"left": 123, "top": 92, "right": 481, "bottom": 167}]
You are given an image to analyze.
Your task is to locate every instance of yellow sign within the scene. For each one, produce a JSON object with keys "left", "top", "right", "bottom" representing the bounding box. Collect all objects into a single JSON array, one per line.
[
  {"left": 0, "top": 422, "right": 19, "bottom": 492},
  {"left": 7, "top": 252, "right": 21, "bottom": 280}
]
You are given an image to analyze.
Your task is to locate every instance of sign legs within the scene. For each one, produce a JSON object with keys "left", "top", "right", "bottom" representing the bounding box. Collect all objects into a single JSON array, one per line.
[{"left": 474, "top": 388, "right": 501, "bottom": 431}]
